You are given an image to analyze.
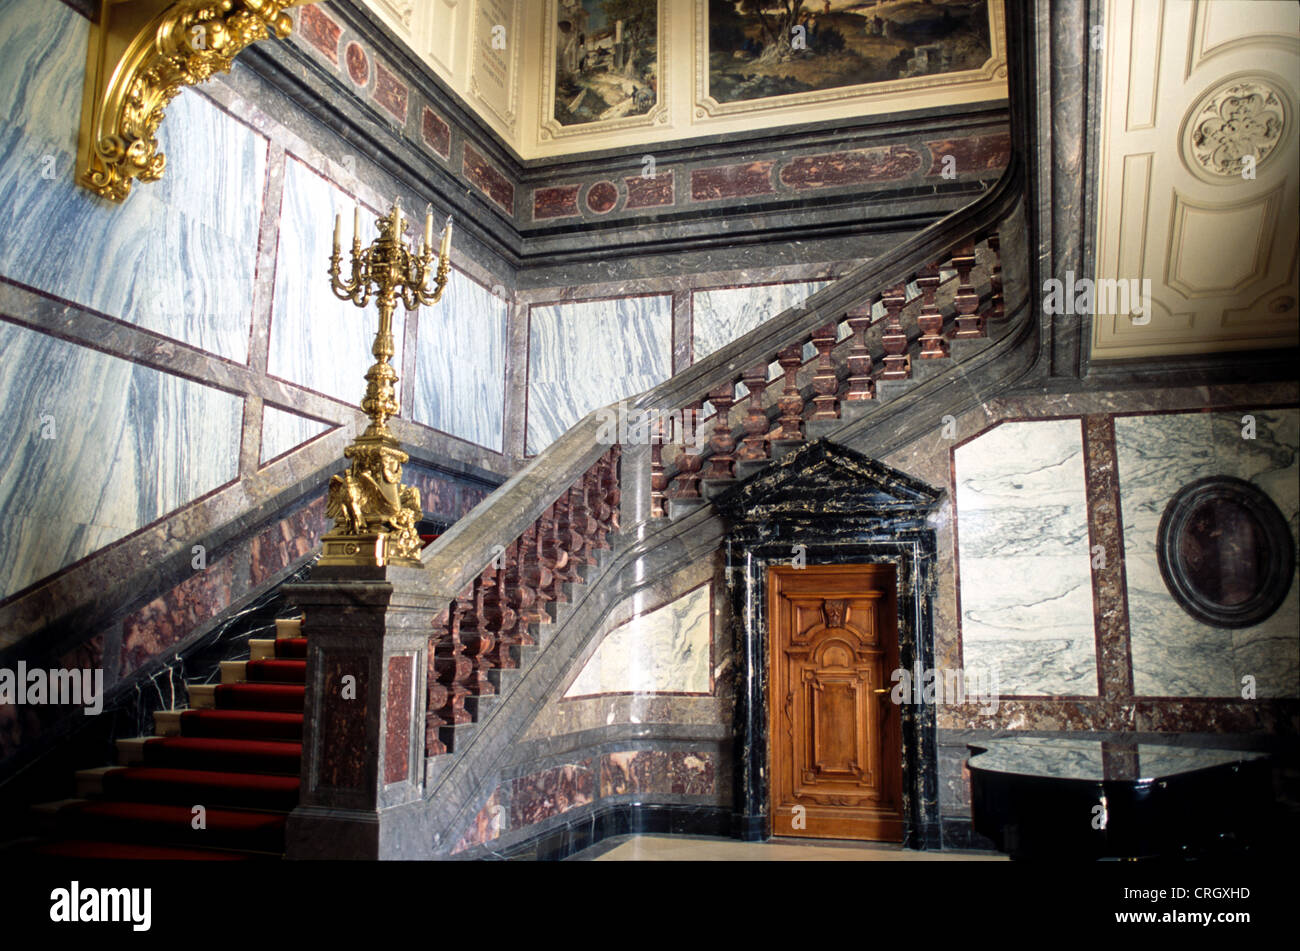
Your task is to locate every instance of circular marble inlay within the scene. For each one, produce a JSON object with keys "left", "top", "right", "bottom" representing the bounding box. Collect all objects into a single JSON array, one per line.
[
  {"left": 1157, "top": 476, "right": 1295, "bottom": 628},
  {"left": 1181, "top": 76, "right": 1289, "bottom": 182},
  {"left": 586, "top": 181, "right": 618, "bottom": 214},
  {"left": 346, "top": 42, "right": 370, "bottom": 87}
]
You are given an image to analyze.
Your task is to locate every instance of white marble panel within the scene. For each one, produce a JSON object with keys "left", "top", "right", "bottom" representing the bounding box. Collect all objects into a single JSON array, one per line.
[
  {"left": 0, "top": 0, "right": 266, "bottom": 363},
  {"left": 0, "top": 322, "right": 243, "bottom": 599},
  {"left": 527, "top": 294, "right": 672, "bottom": 454},
  {"left": 268, "top": 157, "right": 404, "bottom": 405},
  {"left": 1115, "top": 409, "right": 1299, "bottom": 697},
  {"left": 260, "top": 405, "right": 333, "bottom": 464},
  {"left": 954, "top": 418, "right": 1098, "bottom": 695},
  {"left": 691, "top": 281, "right": 830, "bottom": 363},
  {"left": 565, "top": 585, "right": 712, "bottom": 697},
  {"left": 411, "top": 267, "right": 506, "bottom": 451}
]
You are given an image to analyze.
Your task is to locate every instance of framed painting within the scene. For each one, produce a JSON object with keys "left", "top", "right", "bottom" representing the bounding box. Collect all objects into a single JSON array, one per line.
[
  {"left": 541, "top": 0, "right": 670, "bottom": 140},
  {"left": 697, "top": 0, "right": 1006, "bottom": 117}
]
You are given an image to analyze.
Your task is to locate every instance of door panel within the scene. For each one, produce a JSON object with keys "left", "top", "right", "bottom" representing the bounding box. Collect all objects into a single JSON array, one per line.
[{"left": 769, "top": 564, "right": 902, "bottom": 841}]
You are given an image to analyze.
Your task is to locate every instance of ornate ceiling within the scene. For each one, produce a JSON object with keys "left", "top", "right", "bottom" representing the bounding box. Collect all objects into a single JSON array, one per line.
[{"left": 1092, "top": 0, "right": 1300, "bottom": 360}]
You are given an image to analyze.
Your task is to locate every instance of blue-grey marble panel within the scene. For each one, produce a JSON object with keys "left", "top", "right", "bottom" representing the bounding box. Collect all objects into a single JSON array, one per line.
[
  {"left": 267, "top": 157, "right": 405, "bottom": 406},
  {"left": 691, "top": 281, "right": 830, "bottom": 363},
  {"left": 0, "top": 0, "right": 266, "bottom": 363},
  {"left": 0, "top": 321, "right": 243, "bottom": 599},
  {"left": 527, "top": 294, "right": 672, "bottom": 454},
  {"left": 954, "top": 418, "right": 1098, "bottom": 696},
  {"left": 1115, "top": 409, "right": 1299, "bottom": 698},
  {"left": 411, "top": 267, "right": 505, "bottom": 451},
  {"left": 260, "top": 405, "right": 333, "bottom": 464}
]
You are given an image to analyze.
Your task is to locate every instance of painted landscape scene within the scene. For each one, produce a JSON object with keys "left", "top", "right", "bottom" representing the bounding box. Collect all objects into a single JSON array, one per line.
[
  {"left": 555, "top": 0, "right": 659, "bottom": 126},
  {"left": 707, "top": 0, "right": 993, "bottom": 104}
]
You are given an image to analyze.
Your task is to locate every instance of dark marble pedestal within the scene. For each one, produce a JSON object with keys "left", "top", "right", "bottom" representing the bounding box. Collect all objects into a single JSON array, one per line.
[{"left": 284, "top": 564, "right": 440, "bottom": 860}]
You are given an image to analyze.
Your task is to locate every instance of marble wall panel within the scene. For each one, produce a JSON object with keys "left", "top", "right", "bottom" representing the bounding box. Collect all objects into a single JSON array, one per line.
[
  {"left": 691, "top": 280, "right": 829, "bottom": 363},
  {"left": 411, "top": 267, "right": 506, "bottom": 451},
  {"left": 1114, "top": 409, "right": 1300, "bottom": 698},
  {"left": 526, "top": 294, "right": 672, "bottom": 454},
  {"left": 0, "top": 321, "right": 243, "bottom": 601},
  {"left": 953, "top": 419, "right": 1099, "bottom": 696},
  {"left": 267, "top": 157, "right": 404, "bottom": 405},
  {"left": 260, "top": 406, "right": 333, "bottom": 464},
  {"left": 564, "top": 584, "right": 712, "bottom": 697},
  {"left": 0, "top": 0, "right": 266, "bottom": 363}
]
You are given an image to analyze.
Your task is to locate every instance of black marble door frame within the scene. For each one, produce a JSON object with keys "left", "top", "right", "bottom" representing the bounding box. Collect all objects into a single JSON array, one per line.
[{"left": 725, "top": 525, "right": 941, "bottom": 849}]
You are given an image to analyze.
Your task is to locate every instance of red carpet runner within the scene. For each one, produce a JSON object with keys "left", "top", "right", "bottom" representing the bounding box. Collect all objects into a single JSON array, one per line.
[{"left": 29, "top": 618, "right": 308, "bottom": 860}]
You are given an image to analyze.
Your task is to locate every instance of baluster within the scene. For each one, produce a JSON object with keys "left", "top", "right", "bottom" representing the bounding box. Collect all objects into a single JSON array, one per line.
[
  {"left": 512, "top": 524, "right": 547, "bottom": 636},
  {"left": 844, "top": 305, "right": 875, "bottom": 401},
  {"left": 555, "top": 488, "right": 587, "bottom": 579},
  {"left": 432, "top": 600, "right": 472, "bottom": 727},
  {"left": 916, "top": 263, "right": 948, "bottom": 359},
  {"left": 456, "top": 575, "right": 495, "bottom": 697},
  {"left": 810, "top": 324, "right": 841, "bottom": 419},
  {"left": 483, "top": 549, "right": 519, "bottom": 670},
  {"left": 705, "top": 383, "right": 737, "bottom": 480},
  {"left": 540, "top": 502, "right": 572, "bottom": 601},
  {"left": 604, "top": 445, "right": 621, "bottom": 534},
  {"left": 776, "top": 345, "right": 804, "bottom": 441},
  {"left": 425, "top": 613, "right": 450, "bottom": 756},
  {"left": 568, "top": 477, "right": 598, "bottom": 565},
  {"left": 670, "top": 400, "right": 704, "bottom": 499},
  {"left": 951, "top": 239, "right": 984, "bottom": 338},
  {"left": 880, "top": 284, "right": 911, "bottom": 380},
  {"left": 738, "top": 364, "right": 771, "bottom": 461},
  {"left": 987, "top": 232, "right": 1004, "bottom": 322},
  {"left": 650, "top": 414, "right": 668, "bottom": 517}
]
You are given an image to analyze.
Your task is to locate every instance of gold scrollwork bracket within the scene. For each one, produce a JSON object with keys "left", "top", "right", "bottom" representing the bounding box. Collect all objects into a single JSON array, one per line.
[{"left": 77, "top": 0, "right": 311, "bottom": 203}]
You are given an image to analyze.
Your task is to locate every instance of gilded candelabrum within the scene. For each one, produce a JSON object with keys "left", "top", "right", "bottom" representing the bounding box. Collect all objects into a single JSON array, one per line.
[{"left": 320, "top": 198, "right": 453, "bottom": 569}]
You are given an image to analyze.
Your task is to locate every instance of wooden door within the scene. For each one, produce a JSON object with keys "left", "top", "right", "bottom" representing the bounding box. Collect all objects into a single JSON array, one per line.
[{"left": 768, "top": 563, "right": 902, "bottom": 841}]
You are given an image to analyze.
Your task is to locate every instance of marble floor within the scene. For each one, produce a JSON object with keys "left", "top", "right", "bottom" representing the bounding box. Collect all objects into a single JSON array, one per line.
[{"left": 580, "top": 835, "right": 1006, "bottom": 861}]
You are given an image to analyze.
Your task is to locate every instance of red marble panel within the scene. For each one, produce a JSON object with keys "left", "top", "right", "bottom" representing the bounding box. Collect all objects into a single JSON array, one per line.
[
  {"left": 669, "top": 750, "right": 717, "bottom": 795},
  {"left": 924, "top": 132, "right": 1012, "bottom": 176},
  {"left": 1083, "top": 415, "right": 1134, "bottom": 700},
  {"left": 463, "top": 144, "right": 515, "bottom": 213},
  {"left": 421, "top": 107, "right": 451, "bottom": 159},
  {"left": 780, "top": 146, "right": 922, "bottom": 189},
  {"left": 384, "top": 655, "right": 413, "bottom": 784},
  {"left": 120, "top": 556, "right": 235, "bottom": 675},
  {"left": 533, "top": 185, "right": 580, "bottom": 220},
  {"left": 249, "top": 494, "right": 326, "bottom": 588},
  {"left": 691, "top": 161, "right": 774, "bottom": 201},
  {"left": 585, "top": 181, "right": 618, "bottom": 214},
  {"left": 298, "top": 5, "right": 341, "bottom": 65},
  {"left": 319, "top": 653, "right": 368, "bottom": 790},
  {"left": 373, "top": 62, "right": 409, "bottom": 125},
  {"left": 345, "top": 41, "right": 370, "bottom": 87},
  {"left": 625, "top": 171, "right": 674, "bottom": 209},
  {"left": 452, "top": 788, "right": 504, "bottom": 853},
  {"left": 509, "top": 761, "right": 594, "bottom": 827},
  {"left": 601, "top": 750, "right": 668, "bottom": 794}
]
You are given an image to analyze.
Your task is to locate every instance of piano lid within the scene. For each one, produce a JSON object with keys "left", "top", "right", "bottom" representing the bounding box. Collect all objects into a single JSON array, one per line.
[{"left": 967, "top": 736, "right": 1269, "bottom": 783}]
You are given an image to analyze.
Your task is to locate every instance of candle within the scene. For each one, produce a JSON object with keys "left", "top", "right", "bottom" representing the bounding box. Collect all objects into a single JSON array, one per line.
[
  {"left": 353, "top": 205, "right": 360, "bottom": 244},
  {"left": 439, "top": 215, "right": 454, "bottom": 262},
  {"left": 424, "top": 203, "right": 433, "bottom": 251},
  {"left": 333, "top": 213, "right": 340, "bottom": 253}
]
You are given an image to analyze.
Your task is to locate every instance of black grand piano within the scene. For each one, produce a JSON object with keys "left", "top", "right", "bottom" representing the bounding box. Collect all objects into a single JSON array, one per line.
[{"left": 968, "top": 737, "right": 1273, "bottom": 859}]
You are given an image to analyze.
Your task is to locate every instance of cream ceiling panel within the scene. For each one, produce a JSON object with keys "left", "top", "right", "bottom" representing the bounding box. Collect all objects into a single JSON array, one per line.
[{"left": 1093, "top": 0, "right": 1300, "bottom": 360}]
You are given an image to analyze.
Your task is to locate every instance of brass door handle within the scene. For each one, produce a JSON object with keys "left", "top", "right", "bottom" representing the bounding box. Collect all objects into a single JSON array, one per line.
[{"left": 873, "top": 688, "right": 889, "bottom": 695}]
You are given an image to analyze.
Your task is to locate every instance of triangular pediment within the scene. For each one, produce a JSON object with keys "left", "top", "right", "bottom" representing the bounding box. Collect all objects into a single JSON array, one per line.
[{"left": 713, "top": 439, "right": 941, "bottom": 521}]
